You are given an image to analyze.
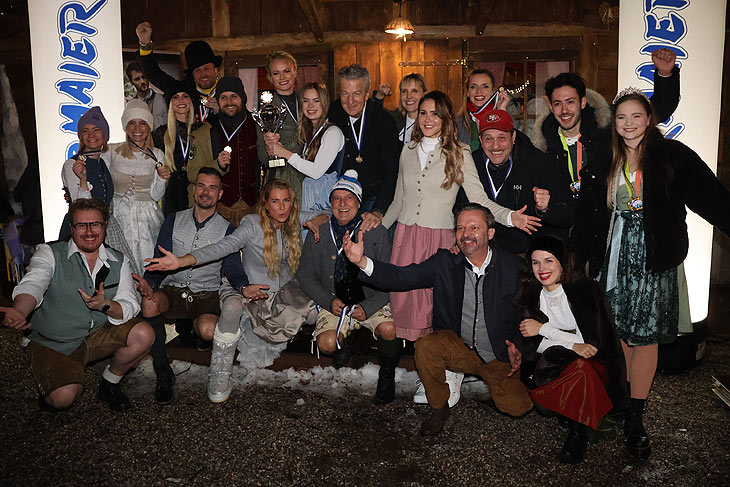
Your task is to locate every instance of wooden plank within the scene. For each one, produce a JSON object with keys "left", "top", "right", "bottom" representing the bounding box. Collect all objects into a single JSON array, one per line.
[
  {"left": 356, "top": 43, "right": 381, "bottom": 94},
  {"left": 229, "top": 0, "right": 261, "bottom": 36},
  {"left": 402, "top": 40, "right": 426, "bottom": 78},
  {"left": 578, "top": 32, "right": 599, "bottom": 94},
  {"left": 469, "top": 36, "right": 582, "bottom": 54},
  {"left": 184, "top": 0, "right": 213, "bottom": 38},
  {"left": 378, "top": 42, "right": 401, "bottom": 112},
  {"left": 476, "top": 0, "right": 497, "bottom": 36},
  {"left": 297, "top": 0, "right": 325, "bottom": 42},
  {"left": 334, "top": 43, "right": 357, "bottom": 72},
  {"left": 447, "top": 39, "right": 463, "bottom": 110},
  {"left": 423, "top": 40, "right": 449, "bottom": 93},
  {"left": 211, "top": 0, "right": 231, "bottom": 38}
]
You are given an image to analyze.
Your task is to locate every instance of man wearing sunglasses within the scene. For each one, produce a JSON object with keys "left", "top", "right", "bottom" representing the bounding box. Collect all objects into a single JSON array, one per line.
[{"left": 0, "top": 199, "right": 153, "bottom": 412}]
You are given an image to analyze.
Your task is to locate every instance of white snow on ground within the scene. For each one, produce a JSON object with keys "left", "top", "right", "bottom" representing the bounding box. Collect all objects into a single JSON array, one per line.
[{"left": 124, "top": 357, "right": 492, "bottom": 403}]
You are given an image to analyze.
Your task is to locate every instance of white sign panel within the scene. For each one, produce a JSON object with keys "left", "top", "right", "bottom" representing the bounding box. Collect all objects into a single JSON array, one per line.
[
  {"left": 618, "top": 0, "right": 727, "bottom": 322},
  {"left": 28, "top": 0, "right": 125, "bottom": 240}
]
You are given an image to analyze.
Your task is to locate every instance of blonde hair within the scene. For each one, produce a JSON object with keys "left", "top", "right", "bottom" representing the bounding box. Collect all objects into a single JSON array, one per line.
[
  {"left": 296, "top": 82, "right": 331, "bottom": 162},
  {"left": 411, "top": 91, "right": 464, "bottom": 189},
  {"left": 265, "top": 51, "right": 298, "bottom": 75},
  {"left": 257, "top": 179, "right": 303, "bottom": 277},
  {"left": 397, "top": 73, "right": 428, "bottom": 116},
  {"left": 163, "top": 94, "right": 195, "bottom": 172},
  {"left": 457, "top": 68, "right": 496, "bottom": 138},
  {"left": 118, "top": 120, "right": 154, "bottom": 159}
]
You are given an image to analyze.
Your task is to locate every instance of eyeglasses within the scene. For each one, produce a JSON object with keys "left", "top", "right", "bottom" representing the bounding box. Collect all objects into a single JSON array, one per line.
[{"left": 71, "top": 221, "right": 105, "bottom": 231}]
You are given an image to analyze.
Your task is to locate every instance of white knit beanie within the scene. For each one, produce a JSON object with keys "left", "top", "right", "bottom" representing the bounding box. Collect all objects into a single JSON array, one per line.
[
  {"left": 121, "top": 99, "right": 154, "bottom": 129},
  {"left": 330, "top": 169, "right": 363, "bottom": 202}
]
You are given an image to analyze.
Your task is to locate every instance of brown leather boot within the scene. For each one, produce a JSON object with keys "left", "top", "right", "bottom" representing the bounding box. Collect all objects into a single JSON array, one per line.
[{"left": 419, "top": 405, "right": 450, "bottom": 436}]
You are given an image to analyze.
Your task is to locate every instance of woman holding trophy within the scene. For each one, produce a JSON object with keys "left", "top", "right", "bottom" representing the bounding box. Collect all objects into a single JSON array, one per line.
[{"left": 264, "top": 81, "right": 345, "bottom": 212}]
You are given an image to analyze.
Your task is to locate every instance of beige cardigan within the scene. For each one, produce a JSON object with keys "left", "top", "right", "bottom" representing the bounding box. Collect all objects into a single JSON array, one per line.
[{"left": 382, "top": 141, "right": 512, "bottom": 230}]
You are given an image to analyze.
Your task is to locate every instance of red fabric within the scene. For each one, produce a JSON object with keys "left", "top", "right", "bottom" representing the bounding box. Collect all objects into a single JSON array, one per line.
[
  {"left": 478, "top": 109, "right": 514, "bottom": 135},
  {"left": 529, "top": 358, "right": 612, "bottom": 430}
]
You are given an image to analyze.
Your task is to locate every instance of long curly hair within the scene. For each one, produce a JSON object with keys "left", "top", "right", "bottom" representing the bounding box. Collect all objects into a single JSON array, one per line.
[
  {"left": 411, "top": 90, "right": 464, "bottom": 189},
  {"left": 257, "top": 179, "right": 302, "bottom": 277},
  {"left": 163, "top": 92, "right": 195, "bottom": 172}
]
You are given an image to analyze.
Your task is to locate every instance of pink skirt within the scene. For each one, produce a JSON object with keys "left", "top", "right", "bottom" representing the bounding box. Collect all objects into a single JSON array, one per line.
[{"left": 390, "top": 223, "right": 456, "bottom": 341}]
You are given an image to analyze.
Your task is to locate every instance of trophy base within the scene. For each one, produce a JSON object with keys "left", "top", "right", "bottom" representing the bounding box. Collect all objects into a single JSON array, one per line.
[{"left": 268, "top": 158, "right": 286, "bottom": 168}]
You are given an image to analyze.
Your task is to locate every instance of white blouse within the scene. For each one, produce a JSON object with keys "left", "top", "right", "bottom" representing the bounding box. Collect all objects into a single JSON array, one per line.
[
  {"left": 536, "top": 285, "right": 585, "bottom": 354},
  {"left": 287, "top": 125, "right": 345, "bottom": 180}
]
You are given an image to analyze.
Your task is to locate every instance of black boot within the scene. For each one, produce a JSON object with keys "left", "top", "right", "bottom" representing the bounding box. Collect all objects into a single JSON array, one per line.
[
  {"left": 557, "top": 420, "right": 589, "bottom": 464},
  {"left": 624, "top": 398, "right": 651, "bottom": 459},
  {"left": 374, "top": 338, "right": 402, "bottom": 405},
  {"left": 98, "top": 378, "right": 132, "bottom": 412},
  {"left": 331, "top": 333, "right": 353, "bottom": 369},
  {"left": 147, "top": 314, "right": 175, "bottom": 404}
]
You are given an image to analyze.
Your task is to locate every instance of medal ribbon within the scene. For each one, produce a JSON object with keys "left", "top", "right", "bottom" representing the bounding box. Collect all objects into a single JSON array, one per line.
[
  {"left": 559, "top": 131, "right": 582, "bottom": 183},
  {"left": 349, "top": 109, "right": 366, "bottom": 154},
  {"left": 129, "top": 140, "right": 159, "bottom": 164},
  {"left": 622, "top": 161, "right": 642, "bottom": 200},
  {"left": 219, "top": 120, "right": 245, "bottom": 143},
  {"left": 303, "top": 123, "right": 327, "bottom": 158},
  {"left": 178, "top": 134, "right": 190, "bottom": 161},
  {"left": 485, "top": 156, "right": 513, "bottom": 200},
  {"left": 280, "top": 96, "right": 299, "bottom": 123},
  {"left": 335, "top": 305, "right": 356, "bottom": 349}
]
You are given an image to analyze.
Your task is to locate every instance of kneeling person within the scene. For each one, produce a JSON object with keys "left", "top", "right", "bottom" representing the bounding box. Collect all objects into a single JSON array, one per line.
[
  {"left": 0, "top": 199, "right": 153, "bottom": 412},
  {"left": 299, "top": 171, "right": 400, "bottom": 403},
  {"left": 135, "top": 168, "right": 247, "bottom": 404},
  {"left": 342, "top": 203, "right": 533, "bottom": 435}
]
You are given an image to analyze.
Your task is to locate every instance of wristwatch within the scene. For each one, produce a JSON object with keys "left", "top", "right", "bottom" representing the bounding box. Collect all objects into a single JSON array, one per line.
[{"left": 101, "top": 302, "right": 111, "bottom": 314}]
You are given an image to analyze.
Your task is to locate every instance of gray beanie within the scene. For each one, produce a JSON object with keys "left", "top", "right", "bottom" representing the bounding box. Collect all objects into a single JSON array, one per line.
[{"left": 77, "top": 106, "right": 109, "bottom": 142}]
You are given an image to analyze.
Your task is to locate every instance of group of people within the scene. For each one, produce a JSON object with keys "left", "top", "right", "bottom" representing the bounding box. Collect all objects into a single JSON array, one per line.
[{"left": 3, "top": 21, "right": 730, "bottom": 466}]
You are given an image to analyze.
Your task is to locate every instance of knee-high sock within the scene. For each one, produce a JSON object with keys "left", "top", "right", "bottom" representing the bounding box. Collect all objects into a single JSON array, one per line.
[{"left": 146, "top": 314, "right": 169, "bottom": 374}]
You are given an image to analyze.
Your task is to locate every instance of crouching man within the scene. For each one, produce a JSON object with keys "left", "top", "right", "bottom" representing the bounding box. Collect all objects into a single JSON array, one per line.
[
  {"left": 342, "top": 203, "right": 533, "bottom": 434},
  {"left": 299, "top": 170, "right": 401, "bottom": 404},
  {"left": 0, "top": 199, "right": 153, "bottom": 412}
]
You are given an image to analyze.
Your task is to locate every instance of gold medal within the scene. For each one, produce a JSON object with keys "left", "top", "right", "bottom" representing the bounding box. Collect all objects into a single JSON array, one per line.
[{"left": 355, "top": 154, "right": 363, "bottom": 164}]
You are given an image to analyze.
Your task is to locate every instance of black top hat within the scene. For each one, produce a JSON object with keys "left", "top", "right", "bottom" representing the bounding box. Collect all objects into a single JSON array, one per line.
[{"left": 184, "top": 41, "right": 222, "bottom": 72}]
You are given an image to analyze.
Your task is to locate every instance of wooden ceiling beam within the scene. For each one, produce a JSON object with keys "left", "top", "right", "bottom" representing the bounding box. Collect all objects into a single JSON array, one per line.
[
  {"left": 210, "top": 0, "right": 230, "bottom": 37},
  {"left": 297, "top": 0, "right": 325, "bottom": 43},
  {"left": 150, "top": 23, "right": 603, "bottom": 53},
  {"left": 476, "top": 0, "right": 497, "bottom": 36}
]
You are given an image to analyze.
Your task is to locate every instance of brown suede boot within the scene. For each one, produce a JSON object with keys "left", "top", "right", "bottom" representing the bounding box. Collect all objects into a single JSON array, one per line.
[{"left": 419, "top": 405, "right": 450, "bottom": 436}]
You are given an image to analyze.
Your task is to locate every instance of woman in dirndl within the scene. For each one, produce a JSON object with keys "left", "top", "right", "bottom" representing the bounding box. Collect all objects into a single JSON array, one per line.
[{"left": 518, "top": 236, "right": 627, "bottom": 464}]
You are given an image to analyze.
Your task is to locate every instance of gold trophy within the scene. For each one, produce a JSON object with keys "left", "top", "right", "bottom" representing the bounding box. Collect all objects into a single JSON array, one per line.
[{"left": 252, "top": 91, "right": 287, "bottom": 168}]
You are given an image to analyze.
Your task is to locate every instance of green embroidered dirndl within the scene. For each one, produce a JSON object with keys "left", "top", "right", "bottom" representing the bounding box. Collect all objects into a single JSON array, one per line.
[{"left": 600, "top": 182, "right": 689, "bottom": 346}]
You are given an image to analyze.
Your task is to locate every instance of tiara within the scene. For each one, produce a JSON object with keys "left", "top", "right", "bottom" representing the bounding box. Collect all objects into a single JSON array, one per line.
[{"left": 612, "top": 86, "right": 650, "bottom": 105}]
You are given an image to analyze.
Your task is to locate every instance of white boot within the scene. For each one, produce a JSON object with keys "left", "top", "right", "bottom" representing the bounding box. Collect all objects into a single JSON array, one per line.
[{"left": 208, "top": 328, "right": 241, "bottom": 403}]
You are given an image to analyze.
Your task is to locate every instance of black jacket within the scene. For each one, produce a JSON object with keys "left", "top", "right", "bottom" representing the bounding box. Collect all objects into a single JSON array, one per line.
[
  {"left": 572, "top": 129, "right": 730, "bottom": 276},
  {"left": 362, "top": 247, "right": 525, "bottom": 362},
  {"left": 458, "top": 131, "right": 574, "bottom": 254},
  {"left": 534, "top": 68, "right": 680, "bottom": 216},
  {"left": 517, "top": 278, "right": 628, "bottom": 411},
  {"left": 327, "top": 99, "right": 401, "bottom": 215}
]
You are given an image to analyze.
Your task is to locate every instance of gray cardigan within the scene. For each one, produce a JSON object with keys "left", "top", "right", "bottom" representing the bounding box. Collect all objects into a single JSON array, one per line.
[{"left": 299, "top": 220, "right": 392, "bottom": 318}]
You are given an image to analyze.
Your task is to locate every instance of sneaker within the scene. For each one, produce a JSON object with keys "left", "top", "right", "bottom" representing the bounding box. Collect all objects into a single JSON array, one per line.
[
  {"left": 445, "top": 370, "right": 464, "bottom": 408},
  {"left": 413, "top": 379, "right": 428, "bottom": 404},
  {"left": 155, "top": 368, "right": 175, "bottom": 405},
  {"left": 98, "top": 378, "right": 132, "bottom": 412}
]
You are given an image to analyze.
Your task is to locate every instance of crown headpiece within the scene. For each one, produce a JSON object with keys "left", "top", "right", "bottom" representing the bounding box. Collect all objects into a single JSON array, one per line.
[{"left": 612, "top": 86, "right": 650, "bottom": 105}]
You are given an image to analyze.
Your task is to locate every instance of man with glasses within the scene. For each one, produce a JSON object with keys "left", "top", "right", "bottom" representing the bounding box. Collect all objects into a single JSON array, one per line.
[{"left": 0, "top": 199, "right": 153, "bottom": 412}]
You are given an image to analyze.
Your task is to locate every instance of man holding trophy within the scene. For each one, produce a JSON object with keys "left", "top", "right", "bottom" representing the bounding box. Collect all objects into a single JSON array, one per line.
[{"left": 187, "top": 77, "right": 259, "bottom": 225}]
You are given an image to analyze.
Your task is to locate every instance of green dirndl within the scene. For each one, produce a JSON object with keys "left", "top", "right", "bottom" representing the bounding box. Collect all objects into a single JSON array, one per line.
[{"left": 600, "top": 182, "right": 691, "bottom": 346}]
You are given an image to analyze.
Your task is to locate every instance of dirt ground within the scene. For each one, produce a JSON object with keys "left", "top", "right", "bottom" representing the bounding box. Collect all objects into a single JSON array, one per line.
[{"left": 1, "top": 326, "right": 729, "bottom": 487}]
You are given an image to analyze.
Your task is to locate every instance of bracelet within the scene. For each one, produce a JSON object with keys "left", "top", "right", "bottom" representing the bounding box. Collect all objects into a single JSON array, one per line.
[{"left": 139, "top": 41, "right": 153, "bottom": 50}]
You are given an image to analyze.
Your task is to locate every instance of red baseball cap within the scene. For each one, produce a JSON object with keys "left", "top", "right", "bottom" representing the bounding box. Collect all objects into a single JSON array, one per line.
[{"left": 478, "top": 109, "right": 514, "bottom": 134}]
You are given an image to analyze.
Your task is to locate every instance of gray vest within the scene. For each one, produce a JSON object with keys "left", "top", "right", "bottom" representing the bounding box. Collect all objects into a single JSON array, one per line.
[
  {"left": 30, "top": 241, "right": 123, "bottom": 355},
  {"left": 162, "top": 209, "right": 231, "bottom": 292},
  {"left": 461, "top": 268, "right": 496, "bottom": 363}
]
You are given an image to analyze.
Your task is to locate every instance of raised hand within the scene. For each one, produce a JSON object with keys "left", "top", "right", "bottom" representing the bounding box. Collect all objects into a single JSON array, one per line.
[
  {"left": 72, "top": 158, "right": 87, "bottom": 180},
  {"left": 511, "top": 205, "right": 541, "bottom": 234},
  {"left": 217, "top": 150, "right": 231, "bottom": 168},
  {"left": 205, "top": 97, "right": 220, "bottom": 114},
  {"left": 342, "top": 230, "right": 366, "bottom": 269},
  {"left": 136, "top": 22, "right": 152, "bottom": 45},
  {"left": 652, "top": 48, "right": 676, "bottom": 77},
  {"left": 156, "top": 164, "right": 171, "bottom": 180}
]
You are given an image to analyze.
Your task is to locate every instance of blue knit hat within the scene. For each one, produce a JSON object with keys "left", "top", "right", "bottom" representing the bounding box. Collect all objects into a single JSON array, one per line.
[
  {"left": 77, "top": 106, "right": 109, "bottom": 142},
  {"left": 330, "top": 170, "right": 363, "bottom": 202}
]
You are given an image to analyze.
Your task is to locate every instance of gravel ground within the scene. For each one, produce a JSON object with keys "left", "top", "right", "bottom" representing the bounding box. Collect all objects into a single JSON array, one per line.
[{"left": 1, "top": 327, "right": 729, "bottom": 487}]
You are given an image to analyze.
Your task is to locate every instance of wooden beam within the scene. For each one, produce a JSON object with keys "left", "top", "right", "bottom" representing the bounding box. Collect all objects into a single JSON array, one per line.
[
  {"left": 297, "top": 0, "right": 325, "bottom": 43},
  {"left": 475, "top": 0, "right": 497, "bottom": 36},
  {"left": 211, "top": 0, "right": 230, "bottom": 38}
]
